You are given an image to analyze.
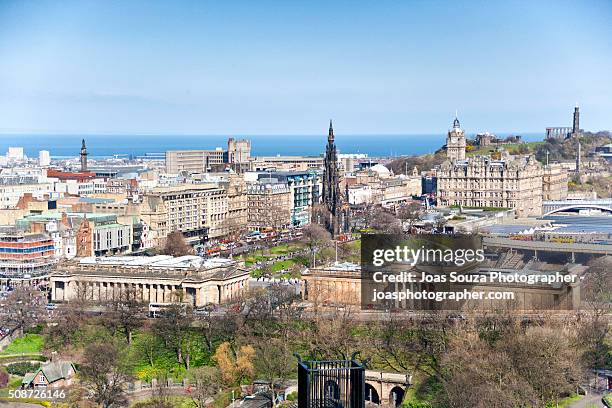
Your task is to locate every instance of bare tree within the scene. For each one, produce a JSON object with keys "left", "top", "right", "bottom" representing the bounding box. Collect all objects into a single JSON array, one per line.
[
  {"left": 369, "top": 207, "right": 402, "bottom": 234},
  {"left": 2, "top": 286, "right": 44, "bottom": 333},
  {"left": 104, "top": 288, "right": 146, "bottom": 344},
  {"left": 254, "top": 339, "right": 294, "bottom": 408},
  {"left": 397, "top": 201, "right": 422, "bottom": 232},
  {"left": 152, "top": 303, "right": 193, "bottom": 367},
  {"left": 80, "top": 341, "right": 133, "bottom": 408},
  {"left": 301, "top": 223, "right": 332, "bottom": 267},
  {"left": 438, "top": 334, "right": 537, "bottom": 408},
  {"left": 308, "top": 307, "right": 359, "bottom": 360},
  {"left": 500, "top": 326, "right": 584, "bottom": 405},
  {"left": 189, "top": 366, "right": 220, "bottom": 408},
  {"left": 46, "top": 295, "right": 89, "bottom": 349},
  {"left": 161, "top": 231, "right": 194, "bottom": 257},
  {"left": 196, "top": 307, "right": 237, "bottom": 354}
]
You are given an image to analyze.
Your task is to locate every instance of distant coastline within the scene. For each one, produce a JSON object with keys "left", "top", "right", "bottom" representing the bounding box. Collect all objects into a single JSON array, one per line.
[{"left": 0, "top": 132, "right": 544, "bottom": 159}]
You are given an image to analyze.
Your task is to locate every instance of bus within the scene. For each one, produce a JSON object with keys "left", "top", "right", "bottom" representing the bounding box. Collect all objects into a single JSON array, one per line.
[{"left": 148, "top": 302, "right": 186, "bottom": 318}]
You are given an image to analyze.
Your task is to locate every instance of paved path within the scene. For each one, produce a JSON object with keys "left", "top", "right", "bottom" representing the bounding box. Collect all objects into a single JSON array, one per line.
[{"left": 567, "top": 391, "right": 606, "bottom": 408}]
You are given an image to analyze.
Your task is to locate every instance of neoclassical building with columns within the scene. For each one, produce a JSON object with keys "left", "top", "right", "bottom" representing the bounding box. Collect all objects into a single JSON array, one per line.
[{"left": 50, "top": 255, "right": 250, "bottom": 306}]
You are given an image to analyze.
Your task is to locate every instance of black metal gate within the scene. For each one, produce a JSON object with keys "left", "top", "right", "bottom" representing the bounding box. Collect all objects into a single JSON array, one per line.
[{"left": 297, "top": 355, "right": 365, "bottom": 408}]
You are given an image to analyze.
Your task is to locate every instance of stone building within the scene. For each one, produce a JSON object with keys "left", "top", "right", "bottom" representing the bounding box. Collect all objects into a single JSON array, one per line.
[
  {"left": 50, "top": 256, "right": 250, "bottom": 306},
  {"left": 437, "top": 117, "right": 544, "bottom": 217},
  {"left": 246, "top": 181, "right": 292, "bottom": 231},
  {"left": 437, "top": 155, "right": 543, "bottom": 217},
  {"left": 0, "top": 176, "right": 53, "bottom": 209},
  {"left": 446, "top": 116, "right": 466, "bottom": 161},
  {"left": 302, "top": 260, "right": 584, "bottom": 311},
  {"left": 545, "top": 105, "right": 582, "bottom": 139},
  {"left": 226, "top": 138, "right": 251, "bottom": 172},
  {"left": 22, "top": 361, "right": 76, "bottom": 389},
  {"left": 165, "top": 149, "right": 225, "bottom": 174},
  {"left": 219, "top": 173, "right": 248, "bottom": 237},
  {"left": 542, "top": 163, "right": 569, "bottom": 201},
  {"left": 302, "top": 262, "right": 363, "bottom": 306},
  {"left": 248, "top": 171, "right": 322, "bottom": 227},
  {"left": 140, "top": 184, "right": 228, "bottom": 245}
]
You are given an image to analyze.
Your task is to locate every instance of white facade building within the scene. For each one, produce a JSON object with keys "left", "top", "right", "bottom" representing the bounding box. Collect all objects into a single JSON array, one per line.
[{"left": 39, "top": 151, "right": 51, "bottom": 167}]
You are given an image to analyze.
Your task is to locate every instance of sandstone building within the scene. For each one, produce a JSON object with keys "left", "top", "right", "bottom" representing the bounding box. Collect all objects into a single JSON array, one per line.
[
  {"left": 437, "top": 117, "right": 544, "bottom": 217},
  {"left": 50, "top": 256, "right": 249, "bottom": 306},
  {"left": 139, "top": 184, "right": 228, "bottom": 246},
  {"left": 246, "top": 181, "right": 292, "bottom": 231},
  {"left": 542, "top": 163, "right": 569, "bottom": 201}
]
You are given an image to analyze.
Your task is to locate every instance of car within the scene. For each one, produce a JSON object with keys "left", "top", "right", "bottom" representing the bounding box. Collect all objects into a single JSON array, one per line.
[{"left": 46, "top": 303, "right": 57, "bottom": 311}]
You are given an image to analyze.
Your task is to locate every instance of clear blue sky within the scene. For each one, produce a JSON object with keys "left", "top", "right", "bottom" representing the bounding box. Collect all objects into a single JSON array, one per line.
[{"left": 0, "top": 0, "right": 611, "bottom": 135}]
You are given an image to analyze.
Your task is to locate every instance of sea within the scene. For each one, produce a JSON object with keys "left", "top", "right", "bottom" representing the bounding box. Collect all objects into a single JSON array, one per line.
[{"left": 0, "top": 132, "right": 544, "bottom": 159}]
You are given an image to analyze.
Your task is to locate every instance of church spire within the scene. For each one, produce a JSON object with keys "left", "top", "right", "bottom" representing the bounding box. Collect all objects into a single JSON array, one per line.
[{"left": 328, "top": 119, "right": 334, "bottom": 142}]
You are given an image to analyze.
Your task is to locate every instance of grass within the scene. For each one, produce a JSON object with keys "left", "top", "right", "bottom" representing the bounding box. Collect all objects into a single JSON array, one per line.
[
  {"left": 128, "top": 329, "right": 215, "bottom": 382},
  {"left": 401, "top": 374, "right": 440, "bottom": 407},
  {"left": 8, "top": 376, "right": 22, "bottom": 388},
  {"left": 132, "top": 396, "right": 196, "bottom": 408},
  {"left": 252, "top": 255, "right": 309, "bottom": 278},
  {"left": 0, "top": 397, "right": 51, "bottom": 407},
  {"left": 0, "top": 334, "right": 44, "bottom": 355},
  {"left": 545, "top": 394, "right": 583, "bottom": 408},
  {"left": 467, "top": 141, "right": 544, "bottom": 157}
]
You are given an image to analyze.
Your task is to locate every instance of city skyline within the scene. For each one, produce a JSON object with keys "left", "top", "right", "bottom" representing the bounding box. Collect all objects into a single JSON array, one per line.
[{"left": 1, "top": 0, "right": 611, "bottom": 135}]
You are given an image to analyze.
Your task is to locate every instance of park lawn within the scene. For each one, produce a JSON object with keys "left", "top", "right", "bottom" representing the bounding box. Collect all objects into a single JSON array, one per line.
[
  {"left": 243, "top": 254, "right": 271, "bottom": 265},
  {"left": 128, "top": 329, "right": 215, "bottom": 382},
  {"left": 0, "top": 334, "right": 44, "bottom": 355},
  {"left": 270, "top": 259, "right": 295, "bottom": 272}
]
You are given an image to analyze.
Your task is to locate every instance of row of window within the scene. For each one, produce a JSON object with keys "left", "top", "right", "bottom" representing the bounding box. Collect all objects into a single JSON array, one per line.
[{"left": 0, "top": 245, "right": 54, "bottom": 253}]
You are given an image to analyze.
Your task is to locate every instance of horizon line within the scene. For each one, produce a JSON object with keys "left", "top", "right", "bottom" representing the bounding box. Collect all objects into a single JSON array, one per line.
[{"left": 0, "top": 130, "right": 546, "bottom": 137}]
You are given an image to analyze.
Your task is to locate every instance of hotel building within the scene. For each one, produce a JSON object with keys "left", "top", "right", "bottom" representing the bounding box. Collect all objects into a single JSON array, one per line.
[{"left": 437, "top": 117, "right": 544, "bottom": 217}]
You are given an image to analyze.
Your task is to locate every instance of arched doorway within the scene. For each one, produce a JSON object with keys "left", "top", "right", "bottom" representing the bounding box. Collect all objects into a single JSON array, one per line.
[
  {"left": 389, "top": 386, "right": 405, "bottom": 407},
  {"left": 365, "top": 383, "right": 380, "bottom": 404},
  {"left": 324, "top": 379, "right": 340, "bottom": 400}
]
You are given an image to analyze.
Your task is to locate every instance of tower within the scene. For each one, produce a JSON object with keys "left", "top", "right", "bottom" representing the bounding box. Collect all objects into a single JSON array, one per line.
[
  {"left": 446, "top": 115, "right": 466, "bottom": 161},
  {"left": 322, "top": 120, "right": 349, "bottom": 237},
  {"left": 80, "top": 139, "right": 88, "bottom": 172},
  {"left": 572, "top": 105, "right": 580, "bottom": 136},
  {"left": 576, "top": 140, "right": 581, "bottom": 173}
]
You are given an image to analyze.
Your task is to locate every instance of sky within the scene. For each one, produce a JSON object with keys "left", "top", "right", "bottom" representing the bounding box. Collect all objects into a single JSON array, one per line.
[{"left": 0, "top": 0, "right": 611, "bottom": 135}]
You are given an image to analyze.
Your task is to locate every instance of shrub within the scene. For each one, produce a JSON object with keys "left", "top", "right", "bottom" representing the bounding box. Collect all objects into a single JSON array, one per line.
[{"left": 7, "top": 362, "right": 40, "bottom": 376}]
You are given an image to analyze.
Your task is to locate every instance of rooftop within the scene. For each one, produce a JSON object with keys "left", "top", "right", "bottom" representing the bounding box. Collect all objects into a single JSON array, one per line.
[{"left": 78, "top": 255, "right": 236, "bottom": 269}]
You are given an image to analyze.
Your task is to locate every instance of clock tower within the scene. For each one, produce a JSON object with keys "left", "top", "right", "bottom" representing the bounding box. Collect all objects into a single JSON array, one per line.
[{"left": 446, "top": 115, "right": 466, "bottom": 161}]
